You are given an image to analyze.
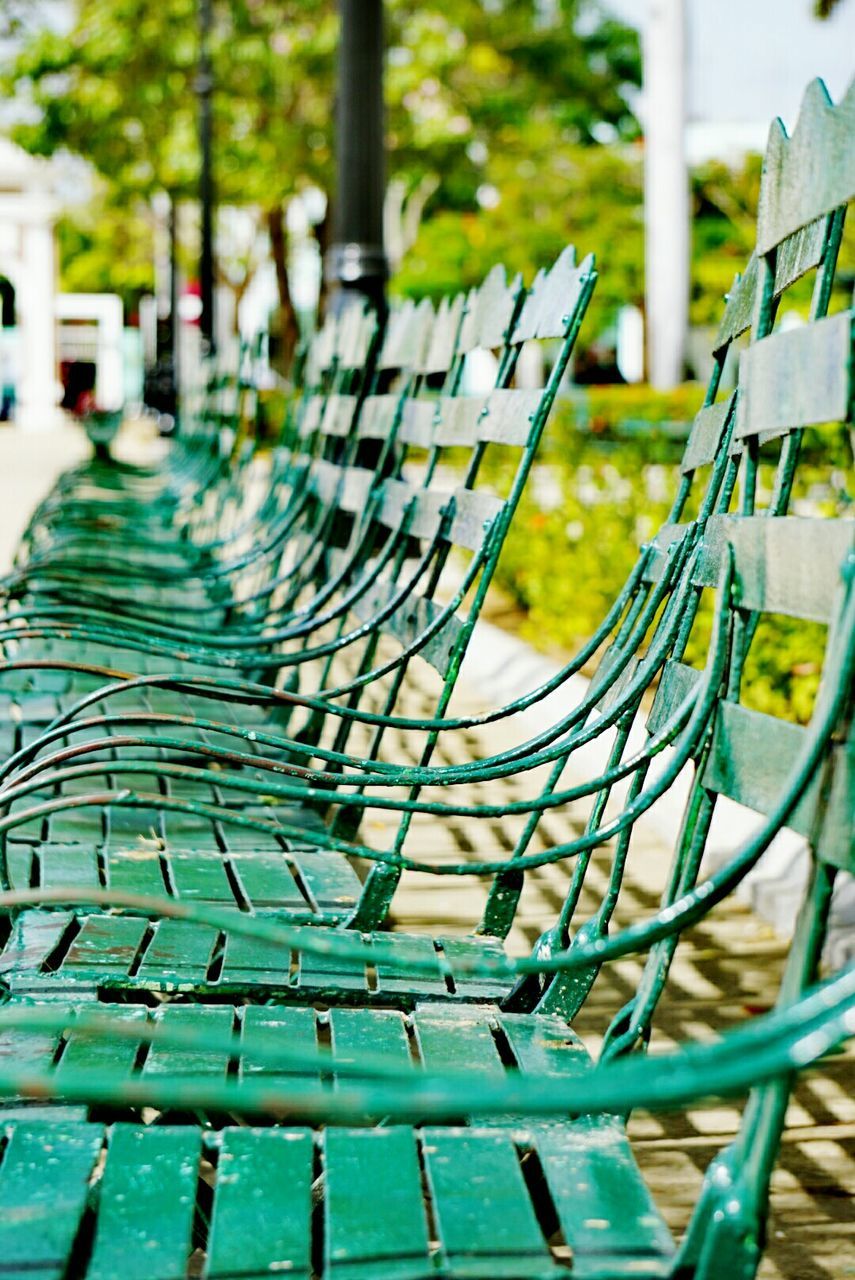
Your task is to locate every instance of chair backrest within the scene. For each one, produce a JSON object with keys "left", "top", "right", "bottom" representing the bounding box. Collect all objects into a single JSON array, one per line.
[
  {"left": 527, "top": 76, "right": 855, "bottom": 1025},
  {"left": 315, "top": 250, "right": 596, "bottom": 810},
  {"left": 359, "top": 77, "right": 854, "bottom": 975}
]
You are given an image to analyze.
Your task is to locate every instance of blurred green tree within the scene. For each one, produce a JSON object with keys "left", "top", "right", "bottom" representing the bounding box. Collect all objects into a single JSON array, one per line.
[
  {"left": 57, "top": 193, "right": 156, "bottom": 310},
  {"left": 2, "top": 0, "right": 640, "bottom": 355}
]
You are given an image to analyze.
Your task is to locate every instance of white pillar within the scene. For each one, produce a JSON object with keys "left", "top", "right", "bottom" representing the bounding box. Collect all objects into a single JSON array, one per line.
[
  {"left": 643, "top": 0, "right": 689, "bottom": 389},
  {"left": 95, "top": 294, "right": 125, "bottom": 411},
  {"left": 16, "top": 216, "right": 60, "bottom": 430}
]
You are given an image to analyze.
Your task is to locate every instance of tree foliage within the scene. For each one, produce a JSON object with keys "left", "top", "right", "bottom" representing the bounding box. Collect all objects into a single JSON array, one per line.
[{"left": 1, "top": 0, "right": 641, "bottom": 343}]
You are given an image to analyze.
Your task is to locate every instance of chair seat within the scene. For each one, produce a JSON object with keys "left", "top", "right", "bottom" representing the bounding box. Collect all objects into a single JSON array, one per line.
[
  {"left": 0, "top": 1001, "right": 674, "bottom": 1278},
  {"left": 0, "top": 909, "right": 514, "bottom": 1005}
]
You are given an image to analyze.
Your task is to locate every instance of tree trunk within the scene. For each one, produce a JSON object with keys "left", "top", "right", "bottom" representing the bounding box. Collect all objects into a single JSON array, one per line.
[{"left": 266, "top": 204, "right": 300, "bottom": 375}]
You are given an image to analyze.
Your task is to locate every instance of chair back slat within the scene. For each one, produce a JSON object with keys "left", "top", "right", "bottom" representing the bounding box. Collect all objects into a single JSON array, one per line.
[
  {"left": 431, "top": 397, "right": 489, "bottom": 448},
  {"left": 703, "top": 701, "right": 853, "bottom": 870},
  {"left": 681, "top": 394, "right": 736, "bottom": 474},
  {"left": 320, "top": 394, "right": 359, "bottom": 439},
  {"left": 512, "top": 248, "right": 595, "bottom": 342},
  {"left": 757, "top": 77, "right": 855, "bottom": 255},
  {"left": 356, "top": 394, "right": 403, "bottom": 441},
  {"left": 773, "top": 214, "right": 829, "bottom": 293},
  {"left": 350, "top": 583, "right": 465, "bottom": 678},
  {"left": 713, "top": 256, "right": 757, "bottom": 355},
  {"left": 735, "top": 311, "right": 852, "bottom": 443},
  {"left": 727, "top": 516, "right": 854, "bottom": 623},
  {"left": 457, "top": 265, "right": 522, "bottom": 354},
  {"left": 418, "top": 293, "right": 466, "bottom": 376},
  {"left": 477, "top": 389, "right": 544, "bottom": 447}
]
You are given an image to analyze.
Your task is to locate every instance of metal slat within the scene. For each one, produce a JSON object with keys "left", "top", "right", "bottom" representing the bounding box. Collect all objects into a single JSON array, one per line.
[
  {"left": 87, "top": 1127, "right": 200, "bottom": 1280},
  {"left": 0, "top": 1122, "right": 103, "bottom": 1280},
  {"left": 324, "top": 1127, "right": 431, "bottom": 1279},
  {"left": 206, "top": 1129, "right": 313, "bottom": 1279},
  {"left": 144, "top": 1005, "right": 233, "bottom": 1078},
  {"left": 535, "top": 1120, "right": 674, "bottom": 1278},
  {"left": 735, "top": 312, "right": 852, "bottom": 442},
  {"left": 423, "top": 1128, "right": 554, "bottom": 1278}
]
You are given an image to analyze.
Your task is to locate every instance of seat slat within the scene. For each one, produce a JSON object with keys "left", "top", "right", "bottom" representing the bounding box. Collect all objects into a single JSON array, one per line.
[
  {"left": 324, "top": 1127, "right": 432, "bottom": 1279},
  {"left": 0, "top": 1122, "right": 103, "bottom": 1280},
  {"left": 535, "top": 1119, "right": 674, "bottom": 1278},
  {"left": 144, "top": 1005, "right": 233, "bottom": 1077},
  {"left": 87, "top": 1127, "right": 199, "bottom": 1280},
  {"left": 207, "top": 1128, "right": 313, "bottom": 1280},
  {"left": 59, "top": 1006, "right": 148, "bottom": 1079},
  {"left": 423, "top": 1128, "right": 555, "bottom": 1278},
  {"left": 413, "top": 1006, "right": 505, "bottom": 1074},
  {"left": 329, "top": 1008, "right": 412, "bottom": 1085},
  {"left": 135, "top": 918, "right": 218, "bottom": 988},
  {"left": 240, "top": 1005, "right": 318, "bottom": 1085}
]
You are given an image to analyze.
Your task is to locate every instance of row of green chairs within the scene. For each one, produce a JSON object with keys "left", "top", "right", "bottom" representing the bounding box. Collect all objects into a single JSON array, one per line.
[{"left": 0, "top": 77, "right": 851, "bottom": 1279}]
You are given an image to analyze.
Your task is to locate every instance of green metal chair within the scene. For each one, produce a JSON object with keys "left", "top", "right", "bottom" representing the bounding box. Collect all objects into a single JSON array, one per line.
[{"left": 0, "top": 77, "right": 850, "bottom": 1280}]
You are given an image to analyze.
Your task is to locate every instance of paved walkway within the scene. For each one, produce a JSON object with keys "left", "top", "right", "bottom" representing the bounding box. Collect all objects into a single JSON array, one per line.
[
  {"left": 0, "top": 421, "right": 89, "bottom": 571},
  {"left": 1, "top": 421, "right": 852, "bottom": 1279}
]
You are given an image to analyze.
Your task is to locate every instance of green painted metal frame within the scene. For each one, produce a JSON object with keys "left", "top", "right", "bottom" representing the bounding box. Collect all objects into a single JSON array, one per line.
[{"left": 0, "top": 76, "right": 851, "bottom": 1280}]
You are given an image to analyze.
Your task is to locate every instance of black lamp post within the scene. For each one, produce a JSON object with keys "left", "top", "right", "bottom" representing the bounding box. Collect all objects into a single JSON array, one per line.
[
  {"left": 198, "top": 0, "right": 216, "bottom": 355},
  {"left": 325, "top": 0, "right": 388, "bottom": 316}
]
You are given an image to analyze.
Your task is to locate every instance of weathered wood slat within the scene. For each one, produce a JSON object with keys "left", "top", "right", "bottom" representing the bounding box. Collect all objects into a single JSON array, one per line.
[
  {"left": 513, "top": 246, "right": 595, "bottom": 342},
  {"left": 320, "top": 394, "right": 358, "bottom": 439},
  {"left": 433, "top": 395, "right": 488, "bottom": 447},
  {"left": 478, "top": 388, "right": 544, "bottom": 446},
  {"left": 728, "top": 517, "right": 854, "bottom": 623},
  {"left": 681, "top": 394, "right": 736, "bottom": 474},
  {"left": 458, "top": 264, "right": 520, "bottom": 353},
  {"left": 704, "top": 701, "right": 853, "bottom": 871},
  {"left": 355, "top": 393, "right": 401, "bottom": 440},
  {"left": 419, "top": 292, "right": 465, "bottom": 375},
  {"left": 773, "top": 215, "right": 828, "bottom": 293},
  {"left": 646, "top": 660, "right": 702, "bottom": 737},
  {"left": 714, "top": 255, "right": 757, "bottom": 355},
  {"left": 398, "top": 397, "right": 436, "bottom": 447}
]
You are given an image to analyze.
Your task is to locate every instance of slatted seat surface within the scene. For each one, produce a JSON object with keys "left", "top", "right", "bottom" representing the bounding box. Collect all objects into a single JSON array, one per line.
[
  {"left": 0, "top": 998, "right": 673, "bottom": 1277},
  {"left": 0, "top": 1115, "right": 674, "bottom": 1279},
  {"left": 0, "top": 913, "right": 513, "bottom": 1004},
  {"left": 3, "top": 839, "right": 360, "bottom": 918}
]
